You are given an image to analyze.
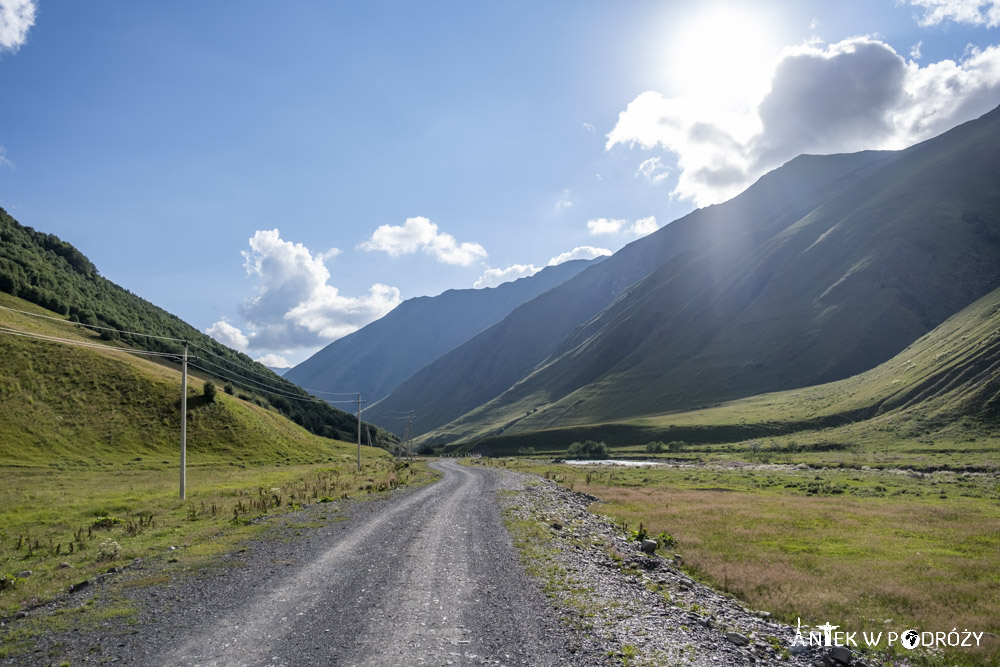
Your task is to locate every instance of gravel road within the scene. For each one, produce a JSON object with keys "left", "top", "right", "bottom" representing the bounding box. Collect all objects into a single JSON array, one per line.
[
  {"left": 4, "top": 460, "right": 594, "bottom": 666},
  {"left": 3, "top": 459, "right": 855, "bottom": 666}
]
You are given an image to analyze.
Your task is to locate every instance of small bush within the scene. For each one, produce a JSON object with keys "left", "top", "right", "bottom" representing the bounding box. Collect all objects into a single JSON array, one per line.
[
  {"left": 417, "top": 444, "right": 435, "bottom": 456},
  {"left": 203, "top": 380, "right": 217, "bottom": 403},
  {"left": 567, "top": 440, "right": 609, "bottom": 460},
  {"left": 224, "top": 382, "right": 235, "bottom": 395},
  {"left": 645, "top": 441, "right": 665, "bottom": 454},
  {"left": 667, "top": 440, "right": 687, "bottom": 452},
  {"left": 96, "top": 538, "right": 120, "bottom": 562},
  {"left": 629, "top": 522, "right": 649, "bottom": 541}
]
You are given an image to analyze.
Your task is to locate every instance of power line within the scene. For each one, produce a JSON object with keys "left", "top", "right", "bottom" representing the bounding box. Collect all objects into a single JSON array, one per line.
[
  {"left": 190, "top": 342, "right": 360, "bottom": 399},
  {"left": 190, "top": 356, "right": 330, "bottom": 402},
  {"left": 187, "top": 362, "right": 334, "bottom": 405},
  {"left": 0, "top": 304, "right": 186, "bottom": 342},
  {"left": 362, "top": 404, "right": 412, "bottom": 417},
  {"left": 0, "top": 325, "right": 186, "bottom": 358}
]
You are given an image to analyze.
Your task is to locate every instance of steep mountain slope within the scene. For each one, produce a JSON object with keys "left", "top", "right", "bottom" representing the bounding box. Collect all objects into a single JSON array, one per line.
[
  {"left": 374, "top": 150, "right": 892, "bottom": 436},
  {"left": 0, "top": 293, "right": 367, "bottom": 466},
  {"left": 428, "top": 104, "right": 1000, "bottom": 444},
  {"left": 285, "top": 259, "right": 596, "bottom": 408},
  {"left": 456, "top": 281, "right": 1000, "bottom": 457},
  {"left": 0, "top": 210, "right": 395, "bottom": 447}
]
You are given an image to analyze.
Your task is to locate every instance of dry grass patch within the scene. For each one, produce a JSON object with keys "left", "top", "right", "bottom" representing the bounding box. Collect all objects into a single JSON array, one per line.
[{"left": 500, "top": 461, "right": 1000, "bottom": 664}]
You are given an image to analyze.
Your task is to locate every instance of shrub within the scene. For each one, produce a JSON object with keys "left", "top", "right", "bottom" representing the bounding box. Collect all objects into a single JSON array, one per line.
[
  {"left": 224, "top": 382, "right": 235, "bottom": 395},
  {"left": 203, "top": 380, "right": 217, "bottom": 403},
  {"left": 417, "top": 444, "right": 435, "bottom": 456},
  {"left": 567, "top": 440, "right": 609, "bottom": 460},
  {"left": 96, "top": 538, "right": 120, "bottom": 562},
  {"left": 667, "top": 440, "right": 687, "bottom": 452},
  {"left": 645, "top": 441, "right": 665, "bottom": 454}
]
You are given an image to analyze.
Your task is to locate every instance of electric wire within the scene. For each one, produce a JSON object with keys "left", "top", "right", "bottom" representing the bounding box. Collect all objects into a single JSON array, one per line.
[
  {"left": 0, "top": 304, "right": 187, "bottom": 342},
  {"left": 190, "top": 356, "right": 356, "bottom": 403},
  {"left": 0, "top": 325, "right": 188, "bottom": 358},
  {"left": 187, "top": 363, "right": 337, "bottom": 405},
  {"left": 189, "top": 342, "right": 360, "bottom": 398}
]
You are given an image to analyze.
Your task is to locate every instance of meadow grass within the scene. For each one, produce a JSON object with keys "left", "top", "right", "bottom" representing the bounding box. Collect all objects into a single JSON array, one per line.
[
  {"left": 0, "top": 456, "right": 437, "bottom": 618},
  {"left": 496, "top": 459, "right": 1000, "bottom": 665}
]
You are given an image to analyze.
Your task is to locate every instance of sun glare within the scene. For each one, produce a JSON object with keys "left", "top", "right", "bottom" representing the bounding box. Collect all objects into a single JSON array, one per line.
[{"left": 666, "top": 5, "right": 779, "bottom": 108}]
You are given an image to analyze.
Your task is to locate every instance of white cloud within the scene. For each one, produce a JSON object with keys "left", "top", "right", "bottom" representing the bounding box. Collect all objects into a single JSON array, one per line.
[
  {"left": 587, "top": 218, "right": 627, "bottom": 235},
  {"left": 0, "top": 0, "right": 35, "bottom": 51},
  {"left": 631, "top": 216, "right": 659, "bottom": 236},
  {"left": 582, "top": 122, "right": 596, "bottom": 133},
  {"left": 635, "top": 156, "right": 670, "bottom": 184},
  {"left": 547, "top": 246, "right": 612, "bottom": 266},
  {"left": 240, "top": 229, "right": 401, "bottom": 351},
  {"left": 910, "top": 41, "right": 923, "bottom": 60},
  {"left": 206, "top": 320, "right": 249, "bottom": 351},
  {"left": 907, "top": 0, "right": 1000, "bottom": 27},
  {"left": 586, "top": 216, "right": 659, "bottom": 237},
  {"left": 256, "top": 353, "right": 291, "bottom": 368},
  {"left": 359, "top": 216, "right": 487, "bottom": 266},
  {"left": 474, "top": 264, "right": 541, "bottom": 289},
  {"left": 607, "top": 36, "right": 1000, "bottom": 207},
  {"left": 0, "top": 146, "right": 12, "bottom": 169}
]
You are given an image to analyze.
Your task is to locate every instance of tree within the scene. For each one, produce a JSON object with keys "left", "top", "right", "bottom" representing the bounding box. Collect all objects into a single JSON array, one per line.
[{"left": 204, "top": 380, "right": 217, "bottom": 403}]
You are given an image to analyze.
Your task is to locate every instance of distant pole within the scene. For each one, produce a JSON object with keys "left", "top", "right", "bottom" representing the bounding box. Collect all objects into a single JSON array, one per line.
[
  {"left": 180, "top": 340, "right": 188, "bottom": 500},
  {"left": 356, "top": 393, "right": 362, "bottom": 472}
]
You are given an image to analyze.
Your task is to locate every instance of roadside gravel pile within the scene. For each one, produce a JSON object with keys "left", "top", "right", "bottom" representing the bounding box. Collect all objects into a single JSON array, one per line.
[{"left": 496, "top": 471, "right": 877, "bottom": 667}]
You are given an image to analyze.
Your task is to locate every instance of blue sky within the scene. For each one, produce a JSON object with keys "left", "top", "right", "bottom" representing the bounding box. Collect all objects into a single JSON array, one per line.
[{"left": 1, "top": 1, "right": 999, "bottom": 366}]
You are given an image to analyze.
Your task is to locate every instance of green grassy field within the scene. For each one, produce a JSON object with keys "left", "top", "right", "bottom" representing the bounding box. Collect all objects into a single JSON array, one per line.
[
  {"left": 0, "top": 457, "right": 436, "bottom": 623},
  {"left": 492, "top": 458, "right": 1000, "bottom": 665},
  {"left": 0, "top": 292, "right": 440, "bottom": 625}
]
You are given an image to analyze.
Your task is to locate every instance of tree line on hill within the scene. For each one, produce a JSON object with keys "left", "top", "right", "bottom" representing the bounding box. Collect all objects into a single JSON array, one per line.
[{"left": 0, "top": 208, "right": 397, "bottom": 449}]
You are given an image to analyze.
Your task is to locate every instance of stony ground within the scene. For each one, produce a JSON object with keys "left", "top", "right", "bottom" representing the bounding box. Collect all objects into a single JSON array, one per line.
[
  {"left": 491, "top": 462, "right": 877, "bottom": 667},
  {"left": 0, "top": 460, "right": 878, "bottom": 666}
]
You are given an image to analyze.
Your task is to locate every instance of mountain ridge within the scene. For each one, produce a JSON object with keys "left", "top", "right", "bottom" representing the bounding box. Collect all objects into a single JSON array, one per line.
[
  {"left": 374, "top": 149, "right": 894, "bottom": 437},
  {"left": 418, "top": 103, "right": 1000, "bottom": 444}
]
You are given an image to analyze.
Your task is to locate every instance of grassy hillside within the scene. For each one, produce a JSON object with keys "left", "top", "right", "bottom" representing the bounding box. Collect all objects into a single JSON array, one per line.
[
  {"left": 427, "top": 104, "right": 1000, "bottom": 445},
  {"left": 454, "top": 281, "right": 1000, "bottom": 468},
  {"left": 0, "top": 209, "right": 396, "bottom": 449},
  {"left": 0, "top": 292, "right": 363, "bottom": 467}
]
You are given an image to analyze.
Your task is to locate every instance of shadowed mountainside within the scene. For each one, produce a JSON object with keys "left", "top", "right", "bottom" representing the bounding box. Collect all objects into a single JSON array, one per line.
[
  {"left": 284, "top": 259, "right": 597, "bottom": 415},
  {"left": 416, "top": 104, "right": 1000, "bottom": 444}
]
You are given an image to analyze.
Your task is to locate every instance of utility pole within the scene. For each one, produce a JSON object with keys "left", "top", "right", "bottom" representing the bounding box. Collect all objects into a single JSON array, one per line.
[
  {"left": 180, "top": 340, "right": 188, "bottom": 500},
  {"left": 402, "top": 411, "right": 414, "bottom": 459},
  {"left": 356, "top": 393, "right": 362, "bottom": 472}
]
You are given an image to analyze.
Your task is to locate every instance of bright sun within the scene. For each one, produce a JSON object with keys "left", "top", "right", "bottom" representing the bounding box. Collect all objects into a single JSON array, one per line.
[{"left": 666, "top": 5, "right": 779, "bottom": 107}]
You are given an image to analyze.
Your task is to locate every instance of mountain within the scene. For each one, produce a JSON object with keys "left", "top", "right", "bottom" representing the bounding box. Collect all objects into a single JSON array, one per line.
[
  {"left": 456, "top": 280, "right": 1000, "bottom": 457},
  {"left": 411, "top": 103, "right": 1000, "bottom": 445},
  {"left": 284, "top": 259, "right": 597, "bottom": 420},
  {"left": 268, "top": 366, "right": 292, "bottom": 376},
  {"left": 373, "top": 150, "right": 894, "bottom": 437},
  {"left": 0, "top": 209, "right": 396, "bottom": 448}
]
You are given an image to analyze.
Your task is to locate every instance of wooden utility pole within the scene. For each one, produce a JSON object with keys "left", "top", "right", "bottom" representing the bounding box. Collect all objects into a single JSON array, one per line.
[
  {"left": 356, "top": 393, "right": 362, "bottom": 471},
  {"left": 180, "top": 340, "right": 188, "bottom": 500}
]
